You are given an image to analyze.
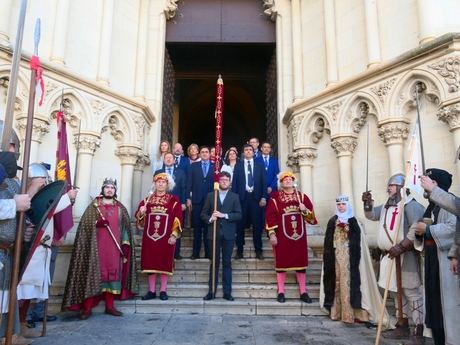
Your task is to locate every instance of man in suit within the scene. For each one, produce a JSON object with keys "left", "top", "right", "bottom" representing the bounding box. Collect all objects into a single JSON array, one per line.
[
  {"left": 256, "top": 142, "right": 280, "bottom": 195},
  {"left": 173, "top": 142, "right": 189, "bottom": 174},
  {"left": 201, "top": 171, "right": 242, "bottom": 301},
  {"left": 248, "top": 137, "right": 262, "bottom": 158},
  {"left": 186, "top": 146, "right": 214, "bottom": 259},
  {"left": 232, "top": 144, "right": 267, "bottom": 260},
  {"left": 155, "top": 152, "right": 187, "bottom": 259}
]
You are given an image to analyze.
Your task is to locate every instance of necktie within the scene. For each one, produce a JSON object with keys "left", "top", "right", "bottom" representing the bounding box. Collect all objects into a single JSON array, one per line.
[
  {"left": 247, "top": 160, "right": 254, "bottom": 188},
  {"left": 202, "top": 162, "right": 208, "bottom": 177},
  {"left": 264, "top": 156, "right": 269, "bottom": 170},
  {"left": 167, "top": 167, "right": 172, "bottom": 176},
  {"left": 174, "top": 156, "right": 179, "bottom": 167}
]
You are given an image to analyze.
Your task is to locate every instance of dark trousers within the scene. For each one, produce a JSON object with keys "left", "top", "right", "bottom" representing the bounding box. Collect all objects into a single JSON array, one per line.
[
  {"left": 191, "top": 202, "right": 209, "bottom": 257},
  {"left": 208, "top": 235, "right": 234, "bottom": 295},
  {"left": 236, "top": 192, "right": 263, "bottom": 254}
]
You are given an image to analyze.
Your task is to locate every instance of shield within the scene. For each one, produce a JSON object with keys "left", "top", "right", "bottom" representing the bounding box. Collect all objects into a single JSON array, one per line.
[
  {"left": 20, "top": 180, "right": 66, "bottom": 279},
  {"left": 281, "top": 212, "right": 305, "bottom": 241},
  {"left": 145, "top": 213, "right": 169, "bottom": 242}
]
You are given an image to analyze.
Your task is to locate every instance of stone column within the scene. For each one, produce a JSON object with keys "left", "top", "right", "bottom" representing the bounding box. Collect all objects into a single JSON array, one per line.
[
  {"left": 378, "top": 118, "right": 410, "bottom": 175},
  {"left": 132, "top": 154, "right": 150, "bottom": 212},
  {"left": 134, "top": 0, "right": 149, "bottom": 100},
  {"left": 331, "top": 135, "right": 358, "bottom": 209},
  {"left": 73, "top": 132, "right": 101, "bottom": 217},
  {"left": 291, "top": 0, "right": 303, "bottom": 99},
  {"left": 115, "top": 145, "right": 141, "bottom": 215},
  {"left": 15, "top": 115, "right": 50, "bottom": 163},
  {"left": 364, "top": 0, "right": 381, "bottom": 68},
  {"left": 0, "top": 0, "right": 12, "bottom": 45},
  {"left": 417, "top": 0, "right": 442, "bottom": 45},
  {"left": 49, "top": 0, "right": 71, "bottom": 64},
  {"left": 323, "top": 0, "right": 338, "bottom": 85},
  {"left": 96, "top": 0, "right": 115, "bottom": 86},
  {"left": 437, "top": 103, "right": 460, "bottom": 179},
  {"left": 296, "top": 147, "right": 318, "bottom": 198}
]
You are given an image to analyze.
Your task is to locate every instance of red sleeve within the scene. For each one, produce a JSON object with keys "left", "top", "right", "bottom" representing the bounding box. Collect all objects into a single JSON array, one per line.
[
  {"left": 171, "top": 196, "right": 183, "bottom": 236},
  {"left": 265, "top": 195, "right": 279, "bottom": 233},
  {"left": 302, "top": 193, "right": 318, "bottom": 225},
  {"left": 135, "top": 199, "right": 146, "bottom": 229}
]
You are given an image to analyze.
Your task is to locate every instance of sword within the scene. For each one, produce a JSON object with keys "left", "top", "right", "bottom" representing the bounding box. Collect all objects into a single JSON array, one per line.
[
  {"left": 414, "top": 82, "right": 426, "bottom": 174},
  {"left": 364, "top": 122, "right": 373, "bottom": 212},
  {"left": 73, "top": 119, "right": 81, "bottom": 190},
  {"left": 92, "top": 200, "right": 128, "bottom": 263}
]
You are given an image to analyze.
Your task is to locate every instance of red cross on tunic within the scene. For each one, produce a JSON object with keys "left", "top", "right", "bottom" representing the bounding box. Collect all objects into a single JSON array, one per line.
[{"left": 390, "top": 207, "right": 399, "bottom": 231}]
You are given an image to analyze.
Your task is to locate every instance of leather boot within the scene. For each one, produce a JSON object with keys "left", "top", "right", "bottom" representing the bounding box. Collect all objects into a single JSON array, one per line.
[
  {"left": 20, "top": 322, "right": 41, "bottom": 338},
  {"left": 407, "top": 324, "right": 425, "bottom": 345},
  {"left": 383, "top": 318, "right": 410, "bottom": 339}
]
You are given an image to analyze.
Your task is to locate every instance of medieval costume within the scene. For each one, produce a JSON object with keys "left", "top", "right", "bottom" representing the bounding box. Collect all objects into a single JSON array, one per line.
[
  {"left": 265, "top": 171, "right": 317, "bottom": 303},
  {"left": 136, "top": 173, "right": 182, "bottom": 301},
  {"left": 0, "top": 152, "right": 22, "bottom": 342},
  {"left": 409, "top": 169, "right": 460, "bottom": 345},
  {"left": 62, "top": 178, "right": 137, "bottom": 320},
  {"left": 321, "top": 195, "right": 388, "bottom": 327},
  {"left": 363, "top": 173, "right": 425, "bottom": 341}
]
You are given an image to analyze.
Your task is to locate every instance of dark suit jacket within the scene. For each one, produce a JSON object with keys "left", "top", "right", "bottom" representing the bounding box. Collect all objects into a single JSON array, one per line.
[
  {"left": 175, "top": 155, "right": 190, "bottom": 174},
  {"left": 201, "top": 190, "right": 242, "bottom": 240},
  {"left": 186, "top": 161, "right": 215, "bottom": 204},
  {"left": 154, "top": 167, "right": 187, "bottom": 204},
  {"left": 256, "top": 155, "right": 280, "bottom": 191},
  {"left": 231, "top": 159, "right": 267, "bottom": 202}
]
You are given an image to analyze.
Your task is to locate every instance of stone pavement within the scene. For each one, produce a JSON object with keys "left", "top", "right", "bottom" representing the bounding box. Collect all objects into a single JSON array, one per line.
[{"left": 31, "top": 312, "right": 413, "bottom": 345}]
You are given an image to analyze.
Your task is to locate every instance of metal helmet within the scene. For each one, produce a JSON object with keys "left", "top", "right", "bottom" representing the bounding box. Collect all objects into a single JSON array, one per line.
[
  {"left": 29, "top": 163, "right": 52, "bottom": 183},
  {"left": 387, "top": 173, "right": 405, "bottom": 186}
]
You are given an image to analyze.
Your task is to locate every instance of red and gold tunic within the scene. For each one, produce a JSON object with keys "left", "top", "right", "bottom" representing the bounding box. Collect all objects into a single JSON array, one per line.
[
  {"left": 265, "top": 190, "right": 317, "bottom": 271},
  {"left": 135, "top": 193, "right": 182, "bottom": 275}
]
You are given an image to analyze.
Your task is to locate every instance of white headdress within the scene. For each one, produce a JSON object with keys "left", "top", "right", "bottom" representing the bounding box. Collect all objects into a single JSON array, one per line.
[{"left": 335, "top": 195, "right": 354, "bottom": 223}]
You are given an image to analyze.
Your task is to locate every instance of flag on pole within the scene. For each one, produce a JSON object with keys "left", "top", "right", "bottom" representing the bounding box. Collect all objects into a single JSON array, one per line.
[
  {"left": 53, "top": 109, "right": 74, "bottom": 241},
  {"left": 406, "top": 123, "right": 425, "bottom": 205},
  {"left": 213, "top": 75, "right": 224, "bottom": 186}
]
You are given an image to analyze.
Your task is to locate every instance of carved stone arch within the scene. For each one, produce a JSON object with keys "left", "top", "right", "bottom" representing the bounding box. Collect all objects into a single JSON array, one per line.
[
  {"left": 387, "top": 69, "right": 445, "bottom": 118},
  {"left": 101, "top": 107, "right": 137, "bottom": 145},
  {"left": 296, "top": 110, "right": 332, "bottom": 147},
  {"left": 0, "top": 67, "right": 30, "bottom": 114},
  {"left": 46, "top": 88, "right": 93, "bottom": 131},
  {"left": 338, "top": 92, "right": 382, "bottom": 134}
]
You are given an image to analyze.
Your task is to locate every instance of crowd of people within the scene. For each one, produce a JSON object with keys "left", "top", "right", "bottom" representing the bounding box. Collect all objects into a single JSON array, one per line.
[{"left": 0, "top": 134, "right": 459, "bottom": 344}]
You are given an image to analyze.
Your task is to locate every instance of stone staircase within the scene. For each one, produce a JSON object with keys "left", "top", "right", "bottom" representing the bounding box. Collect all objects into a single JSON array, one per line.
[{"left": 49, "top": 228, "right": 325, "bottom": 316}]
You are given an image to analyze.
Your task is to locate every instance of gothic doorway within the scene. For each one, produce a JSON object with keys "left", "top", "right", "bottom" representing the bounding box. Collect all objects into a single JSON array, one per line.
[{"left": 161, "top": 0, "right": 278, "bottom": 154}]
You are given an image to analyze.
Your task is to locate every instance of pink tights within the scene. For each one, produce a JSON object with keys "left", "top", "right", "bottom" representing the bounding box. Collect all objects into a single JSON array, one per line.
[{"left": 148, "top": 273, "right": 168, "bottom": 292}]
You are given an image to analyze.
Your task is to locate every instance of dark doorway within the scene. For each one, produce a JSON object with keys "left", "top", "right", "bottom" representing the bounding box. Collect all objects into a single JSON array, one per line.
[{"left": 167, "top": 42, "right": 276, "bottom": 152}]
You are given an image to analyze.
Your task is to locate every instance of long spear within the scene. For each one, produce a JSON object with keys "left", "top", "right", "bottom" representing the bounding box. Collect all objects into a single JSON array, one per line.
[
  {"left": 0, "top": 0, "right": 28, "bottom": 151},
  {"left": 5, "top": 18, "right": 42, "bottom": 345},
  {"left": 211, "top": 75, "right": 224, "bottom": 297},
  {"left": 414, "top": 82, "right": 426, "bottom": 174}
]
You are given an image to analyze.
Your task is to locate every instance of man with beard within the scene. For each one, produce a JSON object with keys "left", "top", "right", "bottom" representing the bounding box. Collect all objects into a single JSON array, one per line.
[
  {"left": 362, "top": 174, "right": 424, "bottom": 342},
  {"left": 265, "top": 172, "right": 317, "bottom": 303},
  {"left": 201, "top": 171, "right": 242, "bottom": 301},
  {"left": 136, "top": 173, "right": 182, "bottom": 301},
  {"left": 62, "top": 178, "right": 137, "bottom": 320},
  {"left": 409, "top": 169, "right": 460, "bottom": 345},
  {"left": 172, "top": 142, "right": 189, "bottom": 173}
]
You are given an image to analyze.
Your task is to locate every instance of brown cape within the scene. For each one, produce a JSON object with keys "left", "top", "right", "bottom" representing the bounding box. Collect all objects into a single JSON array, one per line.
[{"left": 61, "top": 198, "right": 138, "bottom": 310}]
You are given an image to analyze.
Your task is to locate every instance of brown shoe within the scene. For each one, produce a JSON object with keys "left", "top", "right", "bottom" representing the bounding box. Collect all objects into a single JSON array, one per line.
[
  {"left": 20, "top": 322, "right": 41, "bottom": 338},
  {"left": 383, "top": 319, "right": 410, "bottom": 339},
  {"left": 406, "top": 325, "right": 425, "bottom": 345},
  {"left": 105, "top": 308, "right": 123, "bottom": 317}
]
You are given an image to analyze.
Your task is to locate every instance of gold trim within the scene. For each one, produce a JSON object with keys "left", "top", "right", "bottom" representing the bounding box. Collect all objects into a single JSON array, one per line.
[
  {"left": 141, "top": 269, "right": 173, "bottom": 276},
  {"left": 122, "top": 240, "right": 130, "bottom": 245},
  {"left": 275, "top": 266, "right": 308, "bottom": 272},
  {"left": 101, "top": 288, "right": 121, "bottom": 294}
]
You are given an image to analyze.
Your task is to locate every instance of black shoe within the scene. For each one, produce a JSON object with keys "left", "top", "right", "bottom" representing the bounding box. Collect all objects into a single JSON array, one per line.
[
  {"left": 159, "top": 291, "right": 168, "bottom": 300},
  {"left": 277, "top": 293, "right": 286, "bottom": 303},
  {"left": 300, "top": 293, "right": 312, "bottom": 303},
  {"left": 223, "top": 294, "right": 234, "bottom": 301},
  {"left": 255, "top": 252, "right": 264, "bottom": 260},
  {"left": 203, "top": 292, "right": 215, "bottom": 301},
  {"left": 204, "top": 254, "right": 211, "bottom": 259},
  {"left": 141, "top": 291, "right": 156, "bottom": 300},
  {"left": 234, "top": 252, "right": 243, "bottom": 260},
  {"left": 34, "top": 315, "right": 57, "bottom": 323},
  {"left": 190, "top": 255, "right": 199, "bottom": 260},
  {"left": 26, "top": 320, "right": 36, "bottom": 328},
  {"left": 174, "top": 254, "right": 183, "bottom": 260}
]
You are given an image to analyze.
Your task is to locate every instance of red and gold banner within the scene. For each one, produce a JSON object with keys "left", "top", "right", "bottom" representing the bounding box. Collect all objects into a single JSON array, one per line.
[
  {"left": 53, "top": 110, "right": 74, "bottom": 241},
  {"left": 214, "top": 75, "right": 224, "bottom": 184}
]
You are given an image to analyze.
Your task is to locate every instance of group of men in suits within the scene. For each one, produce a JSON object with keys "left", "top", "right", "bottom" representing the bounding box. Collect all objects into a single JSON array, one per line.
[{"left": 152, "top": 138, "right": 280, "bottom": 299}]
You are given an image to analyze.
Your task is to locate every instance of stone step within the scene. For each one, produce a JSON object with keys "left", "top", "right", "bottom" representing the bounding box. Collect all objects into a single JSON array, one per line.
[{"left": 49, "top": 296, "right": 324, "bottom": 316}]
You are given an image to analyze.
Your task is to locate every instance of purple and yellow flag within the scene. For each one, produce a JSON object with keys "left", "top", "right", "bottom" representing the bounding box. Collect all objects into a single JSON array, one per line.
[{"left": 53, "top": 110, "right": 73, "bottom": 241}]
